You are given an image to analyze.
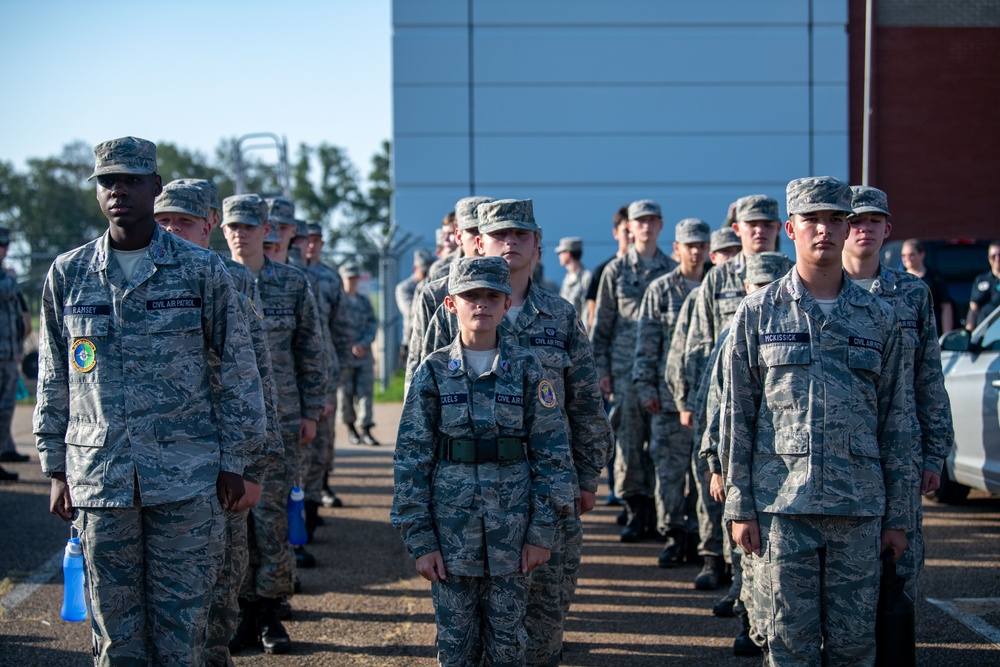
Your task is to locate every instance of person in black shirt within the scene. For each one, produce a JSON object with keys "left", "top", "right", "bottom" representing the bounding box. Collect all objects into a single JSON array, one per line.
[
  {"left": 901, "top": 239, "right": 954, "bottom": 333},
  {"left": 966, "top": 241, "right": 1000, "bottom": 331}
]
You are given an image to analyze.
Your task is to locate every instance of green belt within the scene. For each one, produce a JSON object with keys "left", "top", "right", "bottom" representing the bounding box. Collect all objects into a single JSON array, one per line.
[{"left": 436, "top": 437, "right": 527, "bottom": 464}]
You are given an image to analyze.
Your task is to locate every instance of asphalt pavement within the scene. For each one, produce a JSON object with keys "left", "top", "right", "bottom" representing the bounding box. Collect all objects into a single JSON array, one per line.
[{"left": 1, "top": 402, "right": 998, "bottom": 666}]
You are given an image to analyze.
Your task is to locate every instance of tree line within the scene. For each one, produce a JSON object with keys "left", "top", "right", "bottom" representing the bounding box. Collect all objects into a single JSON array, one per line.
[{"left": 0, "top": 138, "right": 392, "bottom": 310}]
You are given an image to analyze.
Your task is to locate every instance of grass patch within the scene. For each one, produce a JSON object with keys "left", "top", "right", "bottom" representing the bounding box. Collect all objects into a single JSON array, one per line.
[{"left": 374, "top": 370, "right": 405, "bottom": 403}]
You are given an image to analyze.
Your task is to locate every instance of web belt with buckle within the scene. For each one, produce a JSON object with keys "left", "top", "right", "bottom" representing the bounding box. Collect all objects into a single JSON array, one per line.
[{"left": 436, "top": 437, "right": 527, "bottom": 464}]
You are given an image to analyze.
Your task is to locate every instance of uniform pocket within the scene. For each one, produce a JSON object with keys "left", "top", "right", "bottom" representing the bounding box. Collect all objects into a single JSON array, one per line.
[
  {"left": 65, "top": 315, "right": 110, "bottom": 339},
  {"left": 65, "top": 420, "right": 108, "bottom": 448}
]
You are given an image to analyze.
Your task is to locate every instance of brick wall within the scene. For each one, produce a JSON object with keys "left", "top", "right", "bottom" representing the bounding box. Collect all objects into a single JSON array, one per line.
[{"left": 849, "top": 0, "right": 1000, "bottom": 238}]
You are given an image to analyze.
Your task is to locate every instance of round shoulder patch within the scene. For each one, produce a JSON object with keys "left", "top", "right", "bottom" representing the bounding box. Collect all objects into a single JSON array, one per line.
[
  {"left": 576, "top": 318, "right": 587, "bottom": 335},
  {"left": 71, "top": 339, "right": 97, "bottom": 373},
  {"left": 248, "top": 298, "right": 263, "bottom": 320},
  {"left": 537, "top": 380, "right": 557, "bottom": 409},
  {"left": 979, "top": 280, "right": 991, "bottom": 292}
]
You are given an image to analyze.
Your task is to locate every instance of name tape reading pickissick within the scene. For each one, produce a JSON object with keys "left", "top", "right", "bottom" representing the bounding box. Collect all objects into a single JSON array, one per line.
[{"left": 758, "top": 332, "right": 810, "bottom": 345}]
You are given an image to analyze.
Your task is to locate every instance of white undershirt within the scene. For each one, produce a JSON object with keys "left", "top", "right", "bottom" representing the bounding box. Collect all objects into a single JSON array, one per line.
[
  {"left": 683, "top": 278, "right": 701, "bottom": 291},
  {"left": 464, "top": 348, "right": 498, "bottom": 377},
  {"left": 853, "top": 278, "right": 877, "bottom": 292},
  {"left": 815, "top": 298, "right": 838, "bottom": 316},
  {"left": 506, "top": 305, "right": 523, "bottom": 325},
  {"left": 110, "top": 246, "right": 148, "bottom": 283}
]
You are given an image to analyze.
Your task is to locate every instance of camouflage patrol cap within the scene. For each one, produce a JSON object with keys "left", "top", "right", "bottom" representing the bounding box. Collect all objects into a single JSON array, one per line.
[
  {"left": 171, "top": 178, "right": 219, "bottom": 209},
  {"left": 477, "top": 199, "right": 538, "bottom": 235},
  {"left": 434, "top": 228, "right": 446, "bottom": 246},
  {"left": 0, "top": 227, "right": 10, "bottom": 246},
  {"left": 744, "top": 252, "right": 788, "bottom": 285},
  {"left": 628, "top": 199, "right": 662, "bottom": 220},
  {"left": 307, "top": 223, "right": 323, "bottom": 236},
  {"left": 339, "top": 262, "right": 362, "bottom": 279},
  {"left": 155, "top": 183, "right": 210, "bottom": 220},
  {"left": 675, "top": 218, "right": 710, "bottom": 244},
  {"left": 263, "top": 222, "right": 281, "bottom": 243},
  {"left": 786, "top": 176, "right": 853, "bottom": 216},
  {"left": 88, "top": 136, "right": 157, "bottom": 181},
  {"left": 414, "top": 248, "right": 435, "bottom": 272},
  {"left": 448, "top": 256, "right": 512, "bottom": 296},
  {"left": 294, "top": 218, "right": 309, "bottom": 238},
  {"left": 222, "top": 194, "right": 267, "bottom": 227},
  {"left": 710, "top": 227, "right": 742, "bottom": 252},
  {"left": 554, "top": 237, "right": 583, "bottom": 254},
  {"left": 455, "top": 196, "right": 495, "bottom": 231},
  {"left": 266, "top": 197, "right": 296, "bottom": 225},
  {"left": 734, "top": 194, "right": 781, "bottom": 223},
  {"left": 850, "top": 185, "right": 891, "bottom": 217}
]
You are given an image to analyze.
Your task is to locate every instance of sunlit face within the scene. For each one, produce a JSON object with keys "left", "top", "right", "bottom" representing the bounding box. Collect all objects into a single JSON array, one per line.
[
  {"left": 989, "top": 244, "right": 1000, "bottom": 275},
  {"left": 785, "top": 210, "right": 848, "bottom": 268},
  {"left": 445, "top": 287, "right": 511, "bottom": 333},
  {"left": 674, "top": 241, "right": 708, "bottom": 273},
  {"left": 441, "top": 224, "right": 459, "bottom": 253},
  {"left": 710, "top": 246, "right": 741, "bottom": 265},
  {"left": 845, "top": 212, "right": 891, "bottom": 260},
  {"left": 277, "top": 222, "right": 297, "bottom": 251},
  {"left": 458, "top": 228, "right": 481, "bottom": 257},
  {"left": 627, "top": 215, "right": 662, "bottom": 246},
  {"left": 156, "top": 212, "right": 211, "bottom": 248},
  {"left": 733, "top": 219, "right": 780, "bottom": 254},
  {"left": 263, "top": 241, "right": 282, "bottom": 262},
  {"left": 96, "top": 173, "right": 162, "bottom": 230},
  {"left": 222, "top": 222, "right": 267, "bottom": 261},
  {"left": 477, "top": 227, "right": 539, "bottom": 273}
]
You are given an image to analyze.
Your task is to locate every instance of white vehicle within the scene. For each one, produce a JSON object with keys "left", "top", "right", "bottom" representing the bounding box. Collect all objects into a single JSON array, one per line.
[{"left": 937, "top": 307, "right": 1000, "bottom": 503}]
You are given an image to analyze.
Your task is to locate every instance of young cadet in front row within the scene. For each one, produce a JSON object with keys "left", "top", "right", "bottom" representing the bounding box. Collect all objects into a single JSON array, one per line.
[
  {"left": 391, "top": 256, "right": 575, "bottom": 667},
  {"left": 722, "top": 176, "right": 911, "bottom": 665},
  {"left": 153, "top": 182, "right": 283, "bottom": 666},
  {"left": 842, "top": 185, "right": 954, "bottom": 605},
  {"left": 35, "top": 137, "right": 266, "bottom": 666},
  {"left": 416, "top": 199, "right": 613, "bottom": 666}
]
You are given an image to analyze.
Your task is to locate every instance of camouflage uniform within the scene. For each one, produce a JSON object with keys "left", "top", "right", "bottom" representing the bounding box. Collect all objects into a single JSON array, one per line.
[
  {"left": 391, "top": 332, "right": 575, "bottom": 667},
  {"left": 632, "top": 266, "right": 698, "bottom": 539},
  {"left": 339, "top": 282, "right": 377, "bottom": 430},
  {"left": 0, "top": 244, "right": 24, "bottom": 465},
  {"left": 34, "top": 218, "right": 266, "bottom": 666},
  {"left": 856, "top": 264, "right": 953, "bottom": 599},
  {"left": 242, "top": 257, "right": 328, "bottom": 601},
  {"left": 722, "top": 267, "right": 912, "bottom": 664},
  {"left": 590, "top": 246, "right": 676, "bottom": 502},
  {"left": 405, "top": 274, "right": 451, "bottom": 386}
]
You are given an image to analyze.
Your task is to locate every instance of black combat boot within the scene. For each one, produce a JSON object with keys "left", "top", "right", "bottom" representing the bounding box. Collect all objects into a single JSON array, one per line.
[
  {"left": 0, "top": 465, "right": 17, "bottom": 481},
  {"left": 733, "top": 608, "right": 762, "bottom": 657},
  {"left": 694, "top": 555, "right": 727, "bottom": 590},
  {"left": 640, "top": 496, "right": 660, "bottom": 540},
  {"left": 229, "top": 599, "right": 259, "bottom": 654},
  {"left": 620, "top": 496, "right": 644, "bottom": 543},
  {"left": 658, "top": 527, "right": 686, "bottom": 568},
  {"left": 346, "top": 423, "right": 361, "bottom": 444},
  {"left": 713, "top": 594, "right": 738, "bottom": 617},
  {"left": 361, "top": 426, "right": 381, "bottom": 446},
  {"left": 294, "top": 545, "right": 316, "bottom": 568},
  {"left": 256, "top": 598, "right": 292, "bottom": 654}
]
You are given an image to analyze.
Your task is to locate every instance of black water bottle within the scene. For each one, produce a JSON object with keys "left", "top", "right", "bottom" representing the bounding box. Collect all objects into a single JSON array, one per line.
[{"left": 875, "top": 550, "right": 915, "bottom": 667}]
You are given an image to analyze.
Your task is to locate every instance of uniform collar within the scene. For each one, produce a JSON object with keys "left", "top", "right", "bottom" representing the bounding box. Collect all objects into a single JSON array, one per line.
[
  {"left": 626, "top": 246, "right": 671, "bottom": 270},
  {"left": 89, "top": 225, "right": 175, "bottom": 275},
  {"left": 443, "top": 334, "right": 515, "bottom": 381},
  {"left": 258, "top": 257, "right": 282, "bottom": 284},
  {"left": 869, "top": 263, "right": 900, "bottom": 295}
]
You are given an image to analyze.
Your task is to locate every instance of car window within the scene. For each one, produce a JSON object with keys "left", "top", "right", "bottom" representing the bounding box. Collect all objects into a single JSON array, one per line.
[{"left": 981, "top": 313, "right": 1000, "bottom": 351}]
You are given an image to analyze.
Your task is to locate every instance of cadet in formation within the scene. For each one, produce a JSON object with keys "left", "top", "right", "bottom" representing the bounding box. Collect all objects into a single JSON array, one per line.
[
  {"left": 554, "top": 236, "right": 591, "bottom": 316},
  {"left": 591, "top": 199, "right": 676, "bottom": 543},
  {"left": 339, "top": 262, "right": 380, "bottom": 446},
  {"left": 842, "top": 185, "right": 954, "bottom": 604},
  {"left": 722, "top": 176, "right": 911, "bottom": 665},
  {"left": 0, "top": 226, "right": 26, "bottom": 481},
  {"left": 35, "top": 137, "right": 266, "bottom": 666},
  {"left": 391, "top": 256, "right": 575, "bottom": 667}
]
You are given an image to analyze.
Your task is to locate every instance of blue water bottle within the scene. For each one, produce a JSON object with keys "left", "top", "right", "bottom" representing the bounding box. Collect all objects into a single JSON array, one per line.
[
  {"left": 61, "top": 536, "right": 88, "bottom": 622},
  {"left": 288, "top": 486, "right": 308, "bottom": 546}
]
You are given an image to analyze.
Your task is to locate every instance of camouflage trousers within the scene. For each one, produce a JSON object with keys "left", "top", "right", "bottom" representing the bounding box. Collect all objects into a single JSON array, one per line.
[
  {"left": 648, "top": 409, "right": 691, "bottom": 533},
  {"left": 524, "top": 508, "right": 583, "bottom": 666},
  {"left": 0, "top": 360, "right": 17, "bottom": 454},
  {"left": 205, "top": 508, "right": 250, "bottom": 667},
  {"left": 74, "top": 492, "right": 224, "bottom": 667},
  {"left": 896, "top": 485, "right": 925, "bottom": 601},
  {"left": 750, "top": 513, "right": 881, "bottom": 666},
  {"left": 241, "top": 423, "right": 299, "bottom": 600},
  {"left": 339, "top": 361, "right": 374, "bottom": 428},
  {"left": 612, "top": 383, "right": 656, "bottom": 498},
  {"left": 302, "top": 412, "right": 335, "bottom": 504},
  {"left": 433, "top": 573, "right": 528, "bottom": 667},
  {"left": 692, "top": 466, "right": 724, "bottom": 557}
]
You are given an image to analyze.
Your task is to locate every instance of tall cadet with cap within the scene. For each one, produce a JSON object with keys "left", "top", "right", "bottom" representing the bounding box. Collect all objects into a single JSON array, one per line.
[
  {"left": 632, "top": 218, "right": 711, "bottom": 568},
  {"left": 397, "top": 248, "right": 435, "bottom": 364},
  {"left": 154, "top": 181, "right": 283, "bottom": 666},
  {"left": 679, "top": 195, "right": 791, "bottom": 431},
  {"left": 417, "top": 199, "right": 612, "bottom": 665},
  {"left": 722, "top": 176, "right": 911, "bottom": 664},
  {"left": 339, "top": 262, "right": 379, "bottom": 446},
  {"left": 406, "top": 196, "right": 494, "bottom": 386},
  {"left": 591, "top": 199, "right": 677, "bottom": 542},
  {"left": 843, "top": 185, "right": 953, "bottom": 603},
  {"left": 0, "top": 225, "right": 27, "bottom": 475},
  {"left": 35, "top": 137, "right": 266, "bottom": 665},
  {"left": 305, "top": 222, "right": 354, "bottom": 509},
  {"left": 222, "top": 194, "right": 328, "bottom": 654},
  {"left": 392, "top": 256, "right": 574, "bottom": 667},
  {"left": 555, "top": 236, "right": 591, "bottom": 315}
]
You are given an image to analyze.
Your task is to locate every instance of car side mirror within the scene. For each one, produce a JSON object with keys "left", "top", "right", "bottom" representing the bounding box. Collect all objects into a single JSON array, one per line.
[{"left": 940, "top": 329, "right": 973, "bottom": 353}]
